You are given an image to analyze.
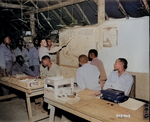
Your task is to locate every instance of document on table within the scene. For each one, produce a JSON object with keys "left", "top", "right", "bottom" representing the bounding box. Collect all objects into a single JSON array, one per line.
[{"left": 119, "top": 98, "right": 145, "bottom": 110}]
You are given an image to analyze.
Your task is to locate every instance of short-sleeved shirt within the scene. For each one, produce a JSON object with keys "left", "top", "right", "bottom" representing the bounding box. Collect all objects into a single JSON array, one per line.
[
  {"left": 103, "top": 71, "right": 133, "bottom": 96},
  {"left": 12, "top": 62, "right": 36, "bottom": 77},
  {"left": 29, "top": 46, "right": 39, "bottom": 66},
  {"left": 40, "top": 63, "right": 62, "bottom": 77},
  {"left": 91, "top": 57, "right": 107, "bottom": 81},
  {"left": 0, "top": 43, "right": 13, "bottom": 70},
  {"left": 38, "top": 46, "right": 62, "bottom": 61},
  {"left": 13, "top": 47, "right": 30, "bottom": 66},
  {"left": 76, "top": 63, "right": 101, "bottom": 91}
]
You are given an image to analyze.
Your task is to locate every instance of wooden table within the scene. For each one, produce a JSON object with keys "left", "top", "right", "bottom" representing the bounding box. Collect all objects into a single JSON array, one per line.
[
  {"left": 0, "top": 76, "right": 48, "bottom": 122},
  {"left": 44, "top": 89, "right": 148, "bottom": 122}
]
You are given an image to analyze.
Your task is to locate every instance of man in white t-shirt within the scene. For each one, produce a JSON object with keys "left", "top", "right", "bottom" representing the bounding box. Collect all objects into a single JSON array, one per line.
[{"left": 39, "top": 38, "right": 62, "bottom": 62}]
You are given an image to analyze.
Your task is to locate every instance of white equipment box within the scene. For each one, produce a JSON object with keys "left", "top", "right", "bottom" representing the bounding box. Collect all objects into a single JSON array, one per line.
[{"left": 44, "top": 76, "right": 74, "bottom": 100}]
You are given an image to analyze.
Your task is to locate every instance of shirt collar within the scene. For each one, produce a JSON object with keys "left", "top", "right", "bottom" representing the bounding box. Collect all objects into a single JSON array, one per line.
[
  {"left": 47, "top": 62, "right": 54, "bottom": 71},
  {"left": 93, "top": 57, "right": 98, "bottom": 60}
]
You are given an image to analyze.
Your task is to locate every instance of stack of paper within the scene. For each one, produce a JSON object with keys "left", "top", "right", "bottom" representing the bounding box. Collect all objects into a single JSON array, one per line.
[{"left": 119, "top": 98, "right": 145, "bottom": 110}]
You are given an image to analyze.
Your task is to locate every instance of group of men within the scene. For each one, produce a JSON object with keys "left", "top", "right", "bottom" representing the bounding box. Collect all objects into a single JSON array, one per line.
[
  {"left": 0, "top": 35, "right": 62, "bottom": 95},
  {"left": 77, "top": 50, "right": 133, "bottom": 96},
  {"left": 0, "top": 35, "right": 133, "bottom": 97}
]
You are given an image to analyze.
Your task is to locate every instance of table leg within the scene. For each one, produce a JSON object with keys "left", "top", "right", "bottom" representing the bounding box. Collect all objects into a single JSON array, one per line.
[
  {"left": 48, "top": 104, "right": 55, "bottom": 122},
  {"left": 26, "top": 93, "right": 33, "bottom": 122}
]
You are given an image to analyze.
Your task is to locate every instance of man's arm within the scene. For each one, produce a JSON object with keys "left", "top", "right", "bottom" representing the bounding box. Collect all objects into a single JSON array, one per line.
[
  {"left": 48, "top": 46, "right": 62, "bottom": 54},
  {"left": 76, "top": 69, "right": 86, "bottom": 89},
  {"left": 123, "top": 75, "right": 133, "bottom": 96},
  {"left": 0, "top": 48, "right": 6, "bottom": 70},
  {"left": 22, "top": 64, "right": 36, "bottom": 77},
  {"left": 24, "top": 48, "right": 30, "bottom": 62},
  {"left": 28, "top": 49, "right": 33, "bottom": 66},
  {"left": 103, "top": 73, "right": 112, "bottom": 90},
  {"left": 39, "top": 65, "right": 45, "bottom": 77}
]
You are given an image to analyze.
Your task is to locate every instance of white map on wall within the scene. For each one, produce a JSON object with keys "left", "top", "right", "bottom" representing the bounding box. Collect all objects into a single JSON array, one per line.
[{"left": 59, "top": 27, "right": 98, "bottom": 67}]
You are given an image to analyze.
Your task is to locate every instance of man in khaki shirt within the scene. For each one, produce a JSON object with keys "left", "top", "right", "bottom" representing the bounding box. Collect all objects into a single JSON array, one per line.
[
  {"left": 38, "top": 55, "right": 62, "bottom": 113},
  {"left": 88, "top": 49, "right": 107, "bottom": 89},
  {"left": 40, "top": 55, "right": 62, "bottom": 77}
]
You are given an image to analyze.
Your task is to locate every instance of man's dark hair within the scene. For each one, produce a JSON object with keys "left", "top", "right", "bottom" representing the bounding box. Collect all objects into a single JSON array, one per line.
[
  {"left": 40, "top": 38, "right": 46, "bottom": 43},
  {"left": 42, "top": 55, "right": 51, "bottom": 60},
  {"left": 46, "top": 37, "right": 52, "bottom": 42},
  {"left": 16, "top": 55, "right": 24, "bottom": 66},
  {"left": 88, "top": 49, "right": 98, "bottom": 57},
  {"left": 118, "top": 58, "right": 128, "bottom": 69},
  {"left": 2, "top": 35, "right": 10, "bottom": 43},
  {"left": 16, "top": 55, "right": 23, "bottom": 62},
  {"left": 33, "top": 38, "right": 38, "bottom": 44}
]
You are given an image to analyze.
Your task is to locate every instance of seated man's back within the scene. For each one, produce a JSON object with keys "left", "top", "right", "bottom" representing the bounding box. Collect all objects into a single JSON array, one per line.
[
  {"left": 103, "top": 58, "right": 133, "bottom": 96},
  {"left": 76, "top": 55, "right": 101, "bottom": 91}
]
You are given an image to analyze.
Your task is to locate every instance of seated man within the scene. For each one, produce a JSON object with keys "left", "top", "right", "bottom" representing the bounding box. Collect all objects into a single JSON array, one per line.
[
  {"left": 88, "top": 49, "right": 107, "bottom": 82},
  {"left": 103, "top": 58, "right": 133, "bottom": 96},
  {"left": 76, "top": 54, "right": 101, "bottom": 91},
  {"left": 11, "top": 55, "right": 37, "bottom": 77},
  {"left": 40, "top": 55, "right": 62, "bottom": 77}
]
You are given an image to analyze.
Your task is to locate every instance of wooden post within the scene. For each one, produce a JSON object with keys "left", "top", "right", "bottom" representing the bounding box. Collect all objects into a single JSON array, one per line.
[
  {"left": 98, "top": 0, "right": 105, "bottom": 25},
  {"left": 30, "top": 13, "right": 35, "bottom": 37}
]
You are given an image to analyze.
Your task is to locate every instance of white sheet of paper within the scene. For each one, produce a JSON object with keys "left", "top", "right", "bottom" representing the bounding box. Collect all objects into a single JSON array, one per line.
[{"left": 119, "top": 98, "right": 145, "bottom": 111}]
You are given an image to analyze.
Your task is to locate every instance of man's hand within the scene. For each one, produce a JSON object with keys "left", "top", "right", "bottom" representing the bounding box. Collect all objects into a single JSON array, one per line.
[
  {"left": 95, "top": 90, "right": 101, "bottom": 96},
  {"left": 2, "top": 70, "right": 7, "bottom": 77}
]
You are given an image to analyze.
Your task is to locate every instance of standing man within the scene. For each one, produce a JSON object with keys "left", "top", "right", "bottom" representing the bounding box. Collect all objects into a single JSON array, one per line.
[
  {"left": 39, "top": 38, "right": 62, "bottom": 62},
  {"left": 88, "top": 49, "right": 107, "bottom": 89},
  {"left": 29, "top": 38, "right": 40, "bottom": 76},
  {"left": 76, "top": 54, "right": 101, "bottom": 91},
  {"left": 46, "top": 38, "right": 52, "bottom": 50},
  {"left": 103, "top": 58, "right": 133, "bottom": 96},
  {"left": 13, "top": 42, "right": 30, "bottom": 66},
  {"left": 0, "top": 35, "right": 13, "bottom": 95},
  {"left": 0, "top": 35, "right": 13, "bottom": 76}
]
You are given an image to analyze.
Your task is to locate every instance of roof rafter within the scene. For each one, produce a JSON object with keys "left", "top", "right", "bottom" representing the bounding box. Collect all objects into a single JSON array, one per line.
[
  {"left": 29, "top": 0, "right": 54, "bottom": 29},
  {"left": 116, "top": 0, "right": 129, "bottom": 19},
  {"left": 24, "top": 0, "right": 87, "bottom": 15},
  {"left": 43, "top": 0, "right": 66, "bottom": 25},
  {"left": 56, "top": 0, "right": 78, "bottom": 24},
  {"left": 0, "top": 1, "right": 34, "bottom": 10},
  {"left": 16, "top": 0, "right": 38, "bottom": 31},
  {"left": 76, "top": 4, "right": 91, "bottom": 25}
]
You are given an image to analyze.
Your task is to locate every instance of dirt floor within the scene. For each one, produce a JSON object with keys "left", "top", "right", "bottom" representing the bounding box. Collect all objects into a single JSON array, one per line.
[{"left": 0, "top": 97, "right": 89, "bottom": 122}]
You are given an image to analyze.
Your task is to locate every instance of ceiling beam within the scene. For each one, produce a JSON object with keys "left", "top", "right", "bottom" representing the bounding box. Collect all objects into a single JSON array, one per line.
[
  {"left": 24, "top": 0, "right": 87, "bottom": 15},
  {"left": 30, "top": 0, "right": 54, "bottom": 29},
  {"left": 56, "top": 0, "right": 78, "bottom": 24},
  {"left": 44, "top": 0, "right": 66, "bottom": 25},
  {"left": 0, "top": 2, "right": 34, "bottom": 10},
  {"left": 62, "top": 7, "right": 78, "bottom": 24},
  {"left": 116, "top": 0, "right": 129, "bottom": 19},
  {"left": 93, "top": 0, "right": 109, "bottom": 20},
  {"left": 98, "top": 0, "right": 105, "bottom": 25},
  {"left": 76, "top": 4, "right": 91, "bottom": 25}
]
